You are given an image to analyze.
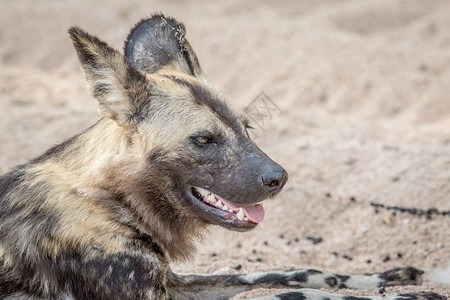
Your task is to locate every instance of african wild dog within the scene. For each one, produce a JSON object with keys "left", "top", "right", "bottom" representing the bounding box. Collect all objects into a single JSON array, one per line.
[{"left": 0, "top": 14, "right": 445, "bottom": 300}]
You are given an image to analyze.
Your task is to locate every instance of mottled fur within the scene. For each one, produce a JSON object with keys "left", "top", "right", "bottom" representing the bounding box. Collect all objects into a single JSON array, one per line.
[{"left": 0, "top": 14, "right": 445, "bottom": 300}]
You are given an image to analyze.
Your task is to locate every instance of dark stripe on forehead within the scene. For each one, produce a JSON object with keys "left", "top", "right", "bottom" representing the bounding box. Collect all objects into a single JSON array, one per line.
[{"left": 163, "top": 75, "right": 243, "bottom": 131}]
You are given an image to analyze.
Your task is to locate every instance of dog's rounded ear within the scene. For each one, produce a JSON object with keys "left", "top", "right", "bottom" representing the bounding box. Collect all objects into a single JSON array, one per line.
[{"left": 124, "top": 14, "right": 203, "bottom": 77}]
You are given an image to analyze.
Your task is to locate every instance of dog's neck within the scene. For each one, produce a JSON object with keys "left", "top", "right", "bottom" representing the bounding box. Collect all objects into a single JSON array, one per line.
[{"left": 36, "top": 118, "right": 203, "bottom": 261}]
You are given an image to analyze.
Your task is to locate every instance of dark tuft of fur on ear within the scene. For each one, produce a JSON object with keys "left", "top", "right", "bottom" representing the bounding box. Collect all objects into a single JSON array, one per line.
[
  {"left": 69, "top": 26, "right": 153, "bottom": 126},
  {"left": 69, "top": 27, "right": 114, "bottom": 68},
  {"left": 124, "top": 13, "right": 203, "bottom": 77}
]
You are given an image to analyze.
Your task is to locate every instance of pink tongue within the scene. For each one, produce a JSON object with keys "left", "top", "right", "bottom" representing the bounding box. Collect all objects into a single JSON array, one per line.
[
  {"left": 243, "top": 204, "right": 265, "bottom": 223},
  {"left": 218, "top": 196, "right": 265, "bottom": 223}
]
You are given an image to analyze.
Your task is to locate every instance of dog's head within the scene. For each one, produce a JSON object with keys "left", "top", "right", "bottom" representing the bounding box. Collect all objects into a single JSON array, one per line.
[{"left": 69, "top": 14, "right": 288, "bottom": 233}]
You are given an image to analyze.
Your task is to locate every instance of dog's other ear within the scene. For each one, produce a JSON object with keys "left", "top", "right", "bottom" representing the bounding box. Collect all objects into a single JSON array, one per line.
[
  {"left": 124, "top": 14, "right": 203, "bottom": 77},
  {"left": 69, "top": 27, "right": 152, "bottom": 126}
]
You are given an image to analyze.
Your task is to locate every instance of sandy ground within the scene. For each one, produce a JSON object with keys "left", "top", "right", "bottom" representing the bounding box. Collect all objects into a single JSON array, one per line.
[{"left": 1, "top": 0, "right": 449, "bottom": 298}]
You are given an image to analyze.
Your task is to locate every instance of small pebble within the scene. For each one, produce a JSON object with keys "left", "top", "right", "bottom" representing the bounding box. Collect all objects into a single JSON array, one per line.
[
  {"left": 343, "top": 254, "right": 353, "bottom": 261},
  {"left": 307, "top": 236, "right": 323, "bottom": 245},
  {"left": 382, "top": 213, "right": 393, "bottom": 225}
]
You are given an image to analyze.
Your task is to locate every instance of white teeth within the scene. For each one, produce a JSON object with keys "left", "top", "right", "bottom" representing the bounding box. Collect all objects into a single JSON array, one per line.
[
  {"left": 244, "top": 217, "right": 249, "bottom": 221},
  {"left": 195, "top": 188, "right": 243, "bottom": 214},
  {"left": 237, "top": 208, "right": 244, "bottom": 220},
  {"left": 196, "top": 187, "right": 208, "bottom": 196},
  {"left": 215, "top": 199, "right": 223, "bottom": 209},
  {"left": 207, "top": 193, "right": 215, "bottom": 203}
]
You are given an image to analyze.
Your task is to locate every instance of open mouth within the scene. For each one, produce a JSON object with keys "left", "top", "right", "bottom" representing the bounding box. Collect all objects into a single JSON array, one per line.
[{"left": 191, "top": 187, "right": 265, "bottom": 228}]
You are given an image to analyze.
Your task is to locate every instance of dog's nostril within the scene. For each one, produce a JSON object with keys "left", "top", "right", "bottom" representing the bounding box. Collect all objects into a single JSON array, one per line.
[
  {"left": 268, "top": 180, "right": 278, "bottom": 188},
  {"left": 262, "top": 169, "right": 287, "bottom": 189}
]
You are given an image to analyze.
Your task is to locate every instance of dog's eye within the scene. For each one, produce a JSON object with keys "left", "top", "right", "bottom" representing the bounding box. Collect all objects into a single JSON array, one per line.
[
  {"left": 196, "top": 136, "right": 211, "bottom": 144},
  {"left": 192, "top": 135, "right": 214, "bottom": 146}
]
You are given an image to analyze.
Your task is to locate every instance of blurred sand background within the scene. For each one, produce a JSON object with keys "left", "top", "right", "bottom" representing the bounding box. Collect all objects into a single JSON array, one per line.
[{"left": 0, "top": 0, "right": 449, "bottom": 298}]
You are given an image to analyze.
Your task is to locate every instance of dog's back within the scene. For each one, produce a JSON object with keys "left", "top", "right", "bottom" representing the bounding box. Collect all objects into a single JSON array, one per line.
[{"left": 0, "top": 133, "right": 170, "bottom": 298}]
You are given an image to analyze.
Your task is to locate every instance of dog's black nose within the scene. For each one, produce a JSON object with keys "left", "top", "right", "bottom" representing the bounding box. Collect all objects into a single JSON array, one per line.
[{"left": 261, "top": 169, "right": 288, "bottom": 191}]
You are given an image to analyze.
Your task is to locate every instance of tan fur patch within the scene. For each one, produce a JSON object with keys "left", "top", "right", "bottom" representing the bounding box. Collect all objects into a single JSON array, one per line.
[{"left": 22, "top": 120, "right": 138, "bottom": 258}]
